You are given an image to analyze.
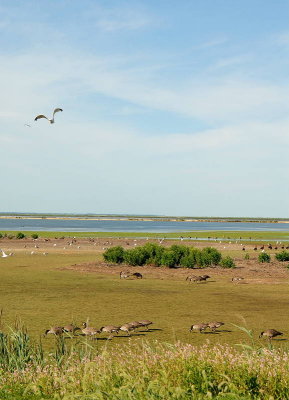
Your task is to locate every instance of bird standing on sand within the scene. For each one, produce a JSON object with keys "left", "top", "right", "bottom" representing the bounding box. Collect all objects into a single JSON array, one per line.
[{"left": 35, "top": 108, "right": 63, "bottom": 124}]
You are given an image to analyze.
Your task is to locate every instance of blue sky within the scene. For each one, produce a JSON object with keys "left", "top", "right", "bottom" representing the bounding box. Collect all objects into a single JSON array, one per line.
[{"left": 0, "top": 0, "right": 288, "bottom": 217}]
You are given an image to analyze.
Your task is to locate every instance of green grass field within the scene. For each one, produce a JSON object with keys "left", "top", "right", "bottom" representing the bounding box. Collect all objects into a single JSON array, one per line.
[
  {"left": 0, "top": 248, "right": 288, "bottom": 350},
  {"left": 1, "top": 238, "right": 289, "bottom": 399}
]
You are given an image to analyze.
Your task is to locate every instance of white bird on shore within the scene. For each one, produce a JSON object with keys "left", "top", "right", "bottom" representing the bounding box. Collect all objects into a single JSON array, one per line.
[
  {"left": 1, "top": 250, "right": 9, "bottom": 258},
  {"left": 34, "top": 108, "right": 63, "bottom": 124}
]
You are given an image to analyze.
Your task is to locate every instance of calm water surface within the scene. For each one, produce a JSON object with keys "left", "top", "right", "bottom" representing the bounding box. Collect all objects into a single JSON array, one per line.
[{"left": 0, "top": 218, "right": 288, "bottom": 233}]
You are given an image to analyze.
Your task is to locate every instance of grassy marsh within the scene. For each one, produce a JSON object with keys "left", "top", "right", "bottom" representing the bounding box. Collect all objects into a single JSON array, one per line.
[{"left": 0, "top": 237, "right": 289, "bottom": 399}]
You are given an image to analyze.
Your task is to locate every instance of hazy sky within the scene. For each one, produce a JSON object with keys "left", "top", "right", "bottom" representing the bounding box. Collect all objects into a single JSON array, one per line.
[{"left": 1, "top": 0, "right": 288, "bottom": 217}]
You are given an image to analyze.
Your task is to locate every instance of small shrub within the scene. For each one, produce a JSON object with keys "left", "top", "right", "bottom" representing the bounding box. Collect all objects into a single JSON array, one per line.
[
  {"left": 7, "top": 234, "right": 14, "bottom": 240},
  {"left": 220, "top": 256, "right": 236, "bottom": 268},
  {"left": 0, "top": 233, "right": 3, "bottom": 239},
  {"left": 123, "top": 248, "right": 148, "bottom": 266},
  {"left": 16, "top": 232, "right": 26, "bottom": 239},
  {"left": 103, "top": 246, "right": 125, "bottom": 264},
  {"left": 169, "top": 245, "right": 190, "bottom": 265},
  {"left": 244, "top": 253, "right": 250, "bottom": 260},
  {"left": 258, "top": 252, "right": 271, "bottom": 263},
  {"left": 31, "top": 233, "right": 39, "bottom": 240},
  {"left": 143, "top": 243, "right": 164, "bottom": 266},
  {"left": 275, "top": 251, "right": 289, "bottom": 262},
  {"left": 201, "top": 247, "right": 222, "bottom": 266},
  {"left": 180, "top": 253, "right": 197, "bottom": 268},
  {"left": 161, "top": 250, "right": 177, "bottom": 268}
]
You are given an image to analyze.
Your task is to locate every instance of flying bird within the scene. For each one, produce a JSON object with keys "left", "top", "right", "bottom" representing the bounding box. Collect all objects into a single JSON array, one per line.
[
  {"left": 24, "top": 124, "right": 31, "bottom": 127},
  {"left": 34, "top": 108, "right": 63, "bottom": 124}
]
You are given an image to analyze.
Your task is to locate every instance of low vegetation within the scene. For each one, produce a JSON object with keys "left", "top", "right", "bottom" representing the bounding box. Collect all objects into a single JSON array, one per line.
[
  {"left": 258, "top": 253, "right": 271, "bottom": 263},
  {"left": 16, "top": 232, "right": 26, "bottom": 239},
  {"left": 275, "top": 251, "right": 289, "bottom": 262},
  {"left": 0, "top": 326, "right": 289, "bottom": 399},
  {"left": 220, "top": 256, "right": 236, "bottom": 268}
]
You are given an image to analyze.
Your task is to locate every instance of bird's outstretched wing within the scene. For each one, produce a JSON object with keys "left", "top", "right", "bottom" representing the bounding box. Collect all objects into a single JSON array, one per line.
[
  {"left": 53, "top": 108, "right": 63, "bottom": 117},
  {"left": 35, "top": 115, "right": 49, "bottom": 121},
  {"left": 24, "top": 124, "right": 31, "bottom": 127}
]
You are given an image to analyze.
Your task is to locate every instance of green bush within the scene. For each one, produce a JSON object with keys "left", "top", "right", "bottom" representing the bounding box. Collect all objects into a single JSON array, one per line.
[
  {"left": 31, "top": 233, "right": 39, "bottom": 240},
  {"left": 180, "top": 253, "right": 197, "bottom": 268},
  {"left": 258, "top": 252, "right": 271, "bottom": 263},
  {"left": 123, "top": 248, "right": 148, "bottom": 266},
  {"left": 220, "top": 256, "right": 236, "bottom": 268},
  {"left": 7, "top": 234, "right": 14, "bottom": 240},
  {"left": 275, "top": 251, "right": 289, "bottom": 262},
  {"left": 103, "top": 246, "right": 125, "bottom": 264},
  {"left": 16, "top": 232, "right": 25, "bottom": 240},
  {"left": 0, "top": 233, "right": 3, "bottom": 239},
  {"left": 244, "top": 253, "right": 250, "bottom": 260},
  {"left": 169, "top": 245, "right": 190, "bottom": 265},
  {"left": 201, "top": 247, "right": 222, "bottom": 266},
  {"left": 161, "top": 249, "right": 177, "bottom": 268},
  {"left": 142, "top": 243, "right": 164, "bottom": 266}
]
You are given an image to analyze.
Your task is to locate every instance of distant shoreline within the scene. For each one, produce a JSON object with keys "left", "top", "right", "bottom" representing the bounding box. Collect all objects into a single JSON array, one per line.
[{"left": 0, "top": 215, "right": 288, "bottom": 224}]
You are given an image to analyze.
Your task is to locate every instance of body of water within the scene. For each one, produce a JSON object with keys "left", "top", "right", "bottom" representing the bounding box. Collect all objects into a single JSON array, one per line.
[{"left": 0, "top": 218, "right": 288, "bottom": 233}]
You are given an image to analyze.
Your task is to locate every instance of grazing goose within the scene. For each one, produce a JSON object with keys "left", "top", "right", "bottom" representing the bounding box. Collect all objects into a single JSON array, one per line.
[
  {"left": 99, "top": 325, "right": 120, "bottom": 339},
  {"left": 137, "top": 320, "right": 153, "bottom": 330},
  {"left": 207, "top": 321, "right": 224, "bottom": 332},
  {"left": 81, "top": 322, "right": 99, "bottom": 337},
  {"left": 231, "top": 277, "right": 244, "bottom": 283},
  {"left": 186, "top": 275, "right": 209, "bottom": 283},
  {"left": 259, "top": 329, "right": 283, "bottom": 340},
  {"left": 131, "top": 272, "right": 143, "bottom": 279},
  {"left": 44, "top": 326, "right": 63, "bottom": 336},
  {"left": 119, "top": 323, "right": 135, "bottom": 336},
  {"left": 63, "top": 324, "right": 80, "bottom": 335},
  {"left": 120, "top": 271, "right": 130, "bottom": 279},
  {"left": 127, "top": 321, "right": 143, "bottom": 330},
  {"left": 190, "top": 323, "right": 208, "bottom": 333},
  {"left": 35, "top": 108, "right": 63, "bottom": 124}
]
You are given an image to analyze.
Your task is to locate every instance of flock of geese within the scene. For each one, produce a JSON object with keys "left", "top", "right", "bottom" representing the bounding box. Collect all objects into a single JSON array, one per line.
[
  {"left": 45, "top": 320, "right": 153, "bottom": 340},
  {"left": 190, "top": 323, "right": 283, "bottom": 341},
  {"left": 45, "top": 321, "right": 284, "bottom": 342}
]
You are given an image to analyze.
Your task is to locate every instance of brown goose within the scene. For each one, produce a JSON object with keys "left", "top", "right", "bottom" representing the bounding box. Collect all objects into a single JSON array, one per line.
[
  {"left": 44, "top": 326, "right": 63, "bottom": 336},
  {"left": 259, "top": 329, "right": 283, "bottom": 340},
  {"left": 99, "top": 325, "right": 120, "bottom": 339},
  {"left": 127, "top": 321, "right": 143, "bottom": 330},
  {"left": 81, "top": 322, "right": 99, "bottom": 337},
  {"left": 207, "top": 321, "right": 224, "bottom": 332},
  {"left": 137, "top": 320, "right": 153, "bottom": 330},
  {"left": 190, "top": 323, "right": 208, "bottom": 333},
  {"left": 63, "top": 324, "right": 80, "bottom": 335},
  {"left": 119, "top": 323, "right": 135, "bottom": 336}
]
